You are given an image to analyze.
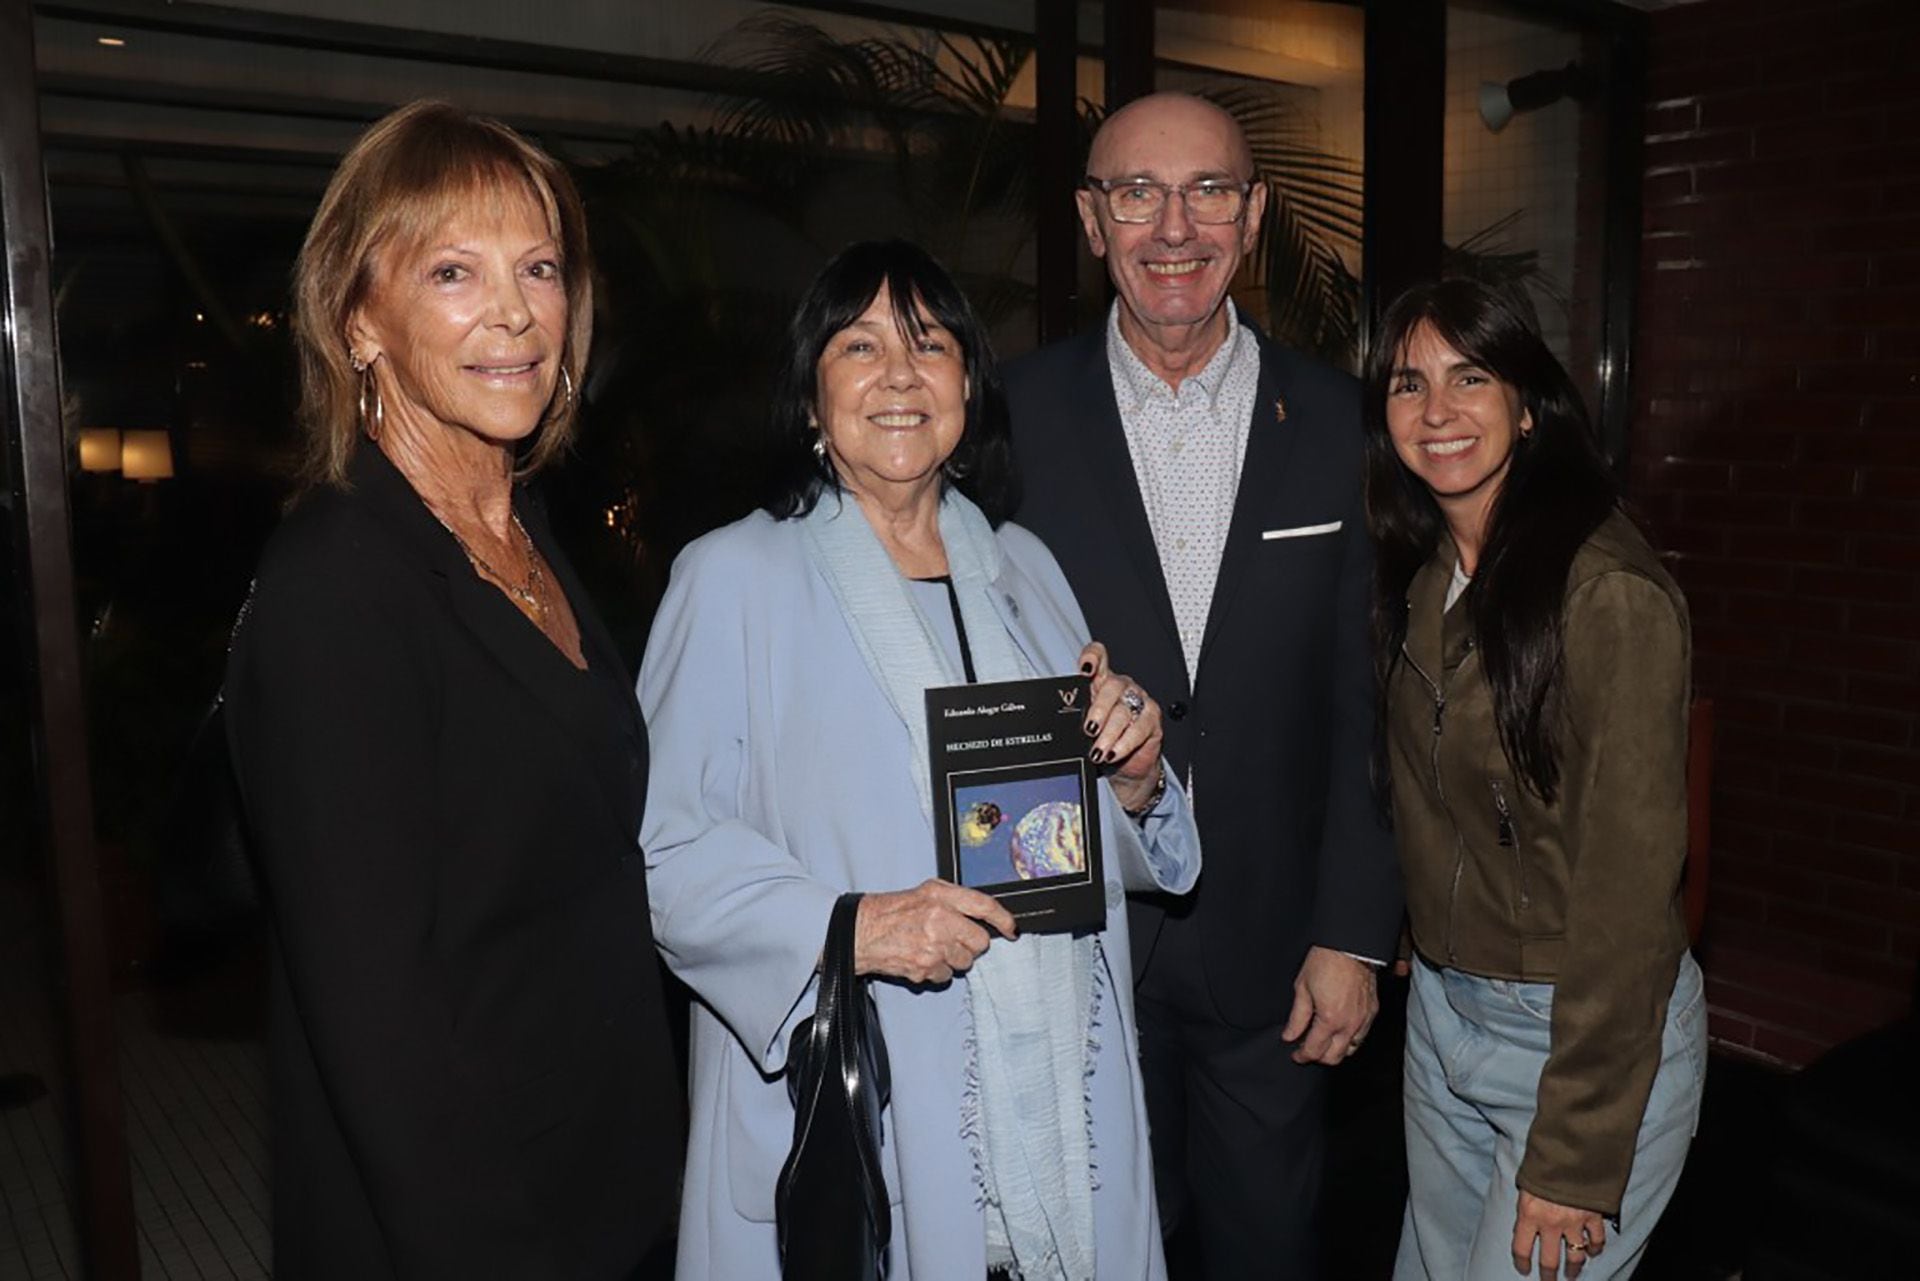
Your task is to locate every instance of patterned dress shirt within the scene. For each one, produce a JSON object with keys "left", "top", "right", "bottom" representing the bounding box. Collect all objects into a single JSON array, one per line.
[
  {"left": 1105, "top": 298, "right": 1263, "bottom": 686},
  {"left": 1106, "top": 303, "right": 1384, "bottom": 969}
]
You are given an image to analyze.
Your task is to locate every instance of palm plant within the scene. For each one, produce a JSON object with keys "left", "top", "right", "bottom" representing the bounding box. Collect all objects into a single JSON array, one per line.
[
  {"left": 697, "top": 13, "right": 1374, "bottom": 353},
  {"left": 566, "top": 11, "right": 1545, "bottom": 624},
  {"left": 697, "top": 11, "right": 1042, "bottom": 321},
  {"left": 1442, "top": 210, "right": 1560, "bottom": 320},
  {"left": 1194, "top": 82, "right": 1364, "bottom": 366},
  {"left": 600, "top": 12, "right": 1390, "bottom": 339}
]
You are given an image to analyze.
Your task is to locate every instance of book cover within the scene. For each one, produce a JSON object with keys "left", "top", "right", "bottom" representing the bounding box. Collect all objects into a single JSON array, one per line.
[{"left": 927, "top": 674, "right": 1105, "bottom": 934}]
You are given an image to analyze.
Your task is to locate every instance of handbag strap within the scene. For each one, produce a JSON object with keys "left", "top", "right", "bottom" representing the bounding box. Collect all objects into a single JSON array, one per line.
[
  {"left": 798, "top": 893, "right": 857, "bottom": 1075},
  {"left": 823, "top": 893, "right": 860, "bottom": 999},
  {"left": 827, "top": 893, "right": 890, "bottom": 1250},
  {"left": 823, "top": 892, "right": 862, "bottom": 1090}
]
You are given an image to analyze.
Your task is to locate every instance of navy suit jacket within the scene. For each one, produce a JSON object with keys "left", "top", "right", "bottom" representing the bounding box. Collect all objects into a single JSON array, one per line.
[{"left": 1006, "top": 320, "right": 1403, "bottom": 1027}]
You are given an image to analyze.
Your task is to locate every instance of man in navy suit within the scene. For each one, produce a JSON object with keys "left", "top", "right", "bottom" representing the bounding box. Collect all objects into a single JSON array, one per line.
[{"left": 1005, "top": 93, "right": 1403, "bottom": 1278}]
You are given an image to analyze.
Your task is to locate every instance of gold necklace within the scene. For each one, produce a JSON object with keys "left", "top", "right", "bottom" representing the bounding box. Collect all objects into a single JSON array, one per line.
[{"left": 438, "top": 509, "right": 548, "bottom": 624}]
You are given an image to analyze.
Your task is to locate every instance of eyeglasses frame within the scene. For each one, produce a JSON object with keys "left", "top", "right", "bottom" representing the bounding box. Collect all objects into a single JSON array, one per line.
[{"left": 1081, "top": 176, "right": 1259, "bottom": 225}]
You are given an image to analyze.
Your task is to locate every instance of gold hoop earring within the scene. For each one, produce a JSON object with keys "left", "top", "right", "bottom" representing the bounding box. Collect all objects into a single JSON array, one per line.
[
  {"left": 358, "top": 365, "right": 383, "bottom": 441},
  {"left": 550, "top": 363, "right": 576, "bottom": 421}
]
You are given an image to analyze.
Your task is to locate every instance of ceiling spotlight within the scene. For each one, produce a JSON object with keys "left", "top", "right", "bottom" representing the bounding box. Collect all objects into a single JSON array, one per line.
[
  {"left": 1479, "top": 61, "right": 1598, "bottom": 133},
  {"left": 95, "top": 35, "right": 126, "bottom": 47}
]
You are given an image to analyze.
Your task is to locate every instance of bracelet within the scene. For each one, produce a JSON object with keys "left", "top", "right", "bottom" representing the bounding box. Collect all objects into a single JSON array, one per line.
[{"left": 1123, "top": 763, "right": 1168, "bottom": 819}]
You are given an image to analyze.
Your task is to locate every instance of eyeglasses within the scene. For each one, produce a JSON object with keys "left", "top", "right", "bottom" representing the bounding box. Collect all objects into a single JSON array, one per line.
[{"left": 1082, "top": 177, "right": 1254, "bottom": 225}]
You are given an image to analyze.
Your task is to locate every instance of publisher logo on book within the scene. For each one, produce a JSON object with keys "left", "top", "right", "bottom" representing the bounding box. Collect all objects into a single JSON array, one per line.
[{"left": 1057, "top": 686, "right": 1081, "bottom": 713}]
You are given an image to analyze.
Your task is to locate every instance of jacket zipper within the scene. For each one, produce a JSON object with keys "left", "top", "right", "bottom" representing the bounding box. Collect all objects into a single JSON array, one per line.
[
  {"left": 1401, "top": 646, "right": 1447, "bottom": 801},
  {"left": 1402, "top": 644, "right": 1465, "bottom": 963},
  {"left": 1489, "top": 779, "right": 1529, "bottom": 917}
]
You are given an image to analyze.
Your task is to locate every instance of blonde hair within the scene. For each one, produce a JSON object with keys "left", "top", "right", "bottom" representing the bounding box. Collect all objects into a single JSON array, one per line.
[{"left": 292, "top": 100, "right": 593, "bottom": 487}]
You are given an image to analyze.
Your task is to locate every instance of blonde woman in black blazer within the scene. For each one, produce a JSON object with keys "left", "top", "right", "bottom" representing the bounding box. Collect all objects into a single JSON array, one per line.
[{"left": 224, "top": 102, "right": 677, "bottom": 1279}]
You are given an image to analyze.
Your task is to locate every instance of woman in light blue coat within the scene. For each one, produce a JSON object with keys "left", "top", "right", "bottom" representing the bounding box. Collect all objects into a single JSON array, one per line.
[{"left": 639, "top": 241, "right": 1200, "bottom": 1281}]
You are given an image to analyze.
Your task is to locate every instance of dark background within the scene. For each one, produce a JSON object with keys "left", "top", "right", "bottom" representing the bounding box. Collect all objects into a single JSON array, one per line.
[{"left": 3, "top": 1, "right": 1916, "bottom": 1277}]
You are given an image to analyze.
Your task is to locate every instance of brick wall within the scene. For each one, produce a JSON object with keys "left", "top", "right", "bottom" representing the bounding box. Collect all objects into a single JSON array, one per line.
[{"left": 1632, "top": 0, "right": 1920, "bottom": 1066}]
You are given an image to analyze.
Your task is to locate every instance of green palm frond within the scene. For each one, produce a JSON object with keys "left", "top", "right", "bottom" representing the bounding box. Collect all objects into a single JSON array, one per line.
[
  {"left": 927, "top": 32, "right": 1029, "bottom": 117},
  {"left": 1262, "top": 191, "right": 1362, "bottom": 365},
  {"left": 706, "top": 14, "right": 956, "bottom": 149},
  {"left": 1444, "top": 212, "right": 1560, "bottom": 301},
  {"left": 1193, "top": 84, "right": 1364, "bottom": 366},
  {"left": 1201, "top": 84, "right": 1363, "bottom": 240},
  {"left": 699, "top": 12, "right": 1038, "bottom": 253}
]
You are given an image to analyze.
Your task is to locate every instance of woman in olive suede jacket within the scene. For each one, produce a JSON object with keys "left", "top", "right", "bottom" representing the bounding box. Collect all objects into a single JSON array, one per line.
[{"left": 1367, "top": 280, "right": 1705, "bottom": 1281}]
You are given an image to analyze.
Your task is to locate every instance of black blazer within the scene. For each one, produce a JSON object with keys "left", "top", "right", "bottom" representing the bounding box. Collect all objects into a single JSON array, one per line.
[
  {"left": 1006, "top": 322, "right": 1402, "bottom": 1027},
  {"left": 225, "top": 446, "right": 679, "bottom": 1279}
]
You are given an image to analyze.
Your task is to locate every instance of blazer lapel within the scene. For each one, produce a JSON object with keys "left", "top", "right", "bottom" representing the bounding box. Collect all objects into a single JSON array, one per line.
[
  {"left": 1402, "top": 541, "right": 1453, "bottom": 690},
  {"left": 521, "top": 493, "right": 637, "bottom": 709},
  {"left": 441, "top": 567, "right": 587, "bottom": 727},
  {"left": 1069, "top": 333, "right": 1183, "bottom": 654},
  {"left": 534, "top": 520, "right": 649, "bottom": 775},
  {"left": 1198, "top": 334, "right": 1300, "bottom": 662},
  {"left": 462, "top": 501, "right": 643, "bottom": 840},
  {"left": 349, "top": 448, "right": 640, "bottom": 840}
]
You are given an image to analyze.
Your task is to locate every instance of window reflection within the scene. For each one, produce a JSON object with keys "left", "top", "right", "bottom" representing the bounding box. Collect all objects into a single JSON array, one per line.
[
  {"left": 1158, "top": 1, "right": 1366, "bottom": 371},
  {"left": 1445, "top": 0, "right": 1612, "bottom": 415}
]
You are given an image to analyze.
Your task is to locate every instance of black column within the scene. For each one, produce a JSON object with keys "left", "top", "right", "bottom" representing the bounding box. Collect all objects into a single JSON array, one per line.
[
  {"left": 0, "top": 1, "right": 140, "bottom": 1275},
  {"left": 1596, "top": 18, "right": 1647, "bottom": 470},
  {"left": 1362, "top": 0, "right": 1447, "bottom": 347},
  {"left": 1105, "top": 0, "right": 1156, "bottom": 113},
  {"left": 1035, "top": 0, "right": 1080, "bottom": 344}
]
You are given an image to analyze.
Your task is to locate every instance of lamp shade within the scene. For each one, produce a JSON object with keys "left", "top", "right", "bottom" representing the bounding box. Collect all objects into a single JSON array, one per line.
[
  {"left": 77, "top": 428, "right": 123, "bottom": 472},
  {"left": 121, "top": 430, "right": 174, "bottom": 481},
  {"left": 1478, "top": 82, "right": 1515, "bottom": 133},
  {"left": 1480, "top": 63, "right": 1596, "bottom": 134}
]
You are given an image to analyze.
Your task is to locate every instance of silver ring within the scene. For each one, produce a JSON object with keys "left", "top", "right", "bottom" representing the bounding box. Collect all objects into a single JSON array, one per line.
[{"left": 1120, "top": 687, "right": 1145, "bottom": 720}]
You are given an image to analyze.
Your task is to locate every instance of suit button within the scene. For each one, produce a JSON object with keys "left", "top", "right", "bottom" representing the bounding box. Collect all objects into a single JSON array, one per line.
[{"left": 1168, "top": 700, "right": 1189, "bottom": 721}]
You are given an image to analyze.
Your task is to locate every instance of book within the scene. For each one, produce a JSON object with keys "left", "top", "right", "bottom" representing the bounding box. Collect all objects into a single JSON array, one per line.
[{"left": 927, "top": 674, "right": 1106, "bottom": 935}]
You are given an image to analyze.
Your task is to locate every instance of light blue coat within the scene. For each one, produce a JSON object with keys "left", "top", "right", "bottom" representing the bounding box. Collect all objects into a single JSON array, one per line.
[{"left": 639, "top": 510, "right": 1202, "bottom": 1280}]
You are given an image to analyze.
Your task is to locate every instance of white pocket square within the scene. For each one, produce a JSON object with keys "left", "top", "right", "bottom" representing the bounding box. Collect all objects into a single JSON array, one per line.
[{"left": 1262, "top": 521, "right": 1343, "bottom": 540}]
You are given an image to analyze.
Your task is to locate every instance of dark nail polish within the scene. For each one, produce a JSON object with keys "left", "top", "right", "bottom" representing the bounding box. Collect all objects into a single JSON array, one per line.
[
  {"left": 1088, "top": 747, "right": 1102, "bottom": 763},
  {"left": 1085, "top": 719, "right": 1099, "bottom": 735},
  {"left": 1079, "top": 660, "right": 1095, "bottom": 674}
]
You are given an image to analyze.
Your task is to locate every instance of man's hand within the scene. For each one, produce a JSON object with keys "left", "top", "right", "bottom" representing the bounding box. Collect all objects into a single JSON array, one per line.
[{"left": 1282, "top": 946, "right": 1378, "bottom": 1065}]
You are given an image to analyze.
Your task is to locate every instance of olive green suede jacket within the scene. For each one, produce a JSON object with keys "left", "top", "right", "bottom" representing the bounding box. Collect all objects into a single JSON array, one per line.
[{"left": 1387, "top": 509, "right": 1693, "bottom": 1217}]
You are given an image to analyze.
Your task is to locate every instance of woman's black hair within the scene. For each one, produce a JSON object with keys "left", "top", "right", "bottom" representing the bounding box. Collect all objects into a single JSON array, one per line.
[
  {"left": 762, "top": 239, "right": 1017, "bottom": 525},
  {"left": 1364, "top": 278, "right": 1619, "bottom": 802}
]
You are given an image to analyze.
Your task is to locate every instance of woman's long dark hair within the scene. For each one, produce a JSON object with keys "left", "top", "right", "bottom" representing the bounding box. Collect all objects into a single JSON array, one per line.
[
  {"left": 1364, "top": 279, "right": 1619, "bottom": 801},
  {"left": 762, "top": 239, "right": 1016, "bottom": 524}
]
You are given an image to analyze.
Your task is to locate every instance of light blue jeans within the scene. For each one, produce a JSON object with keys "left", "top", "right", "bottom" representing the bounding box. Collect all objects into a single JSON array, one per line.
[{"left": 1393, "top": 953, "right": 1706, "bottom": 1280}]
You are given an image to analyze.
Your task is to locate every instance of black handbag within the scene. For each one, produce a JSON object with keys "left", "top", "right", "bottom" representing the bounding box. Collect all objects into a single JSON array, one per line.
[
  {"left": 154, "top": 696, "right": 260, "bottom": 937},
  {"left": 155, "top": 591, "right": 263, "bottom": 951},
  {"left": 777, "top": 892, "right": 892, "bottom": 1280}
]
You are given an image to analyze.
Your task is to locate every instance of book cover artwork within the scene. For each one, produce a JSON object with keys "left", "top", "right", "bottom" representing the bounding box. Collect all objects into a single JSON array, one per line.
[{"left": 927, "top": 675, "right": 1105, "bottom": 934}]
